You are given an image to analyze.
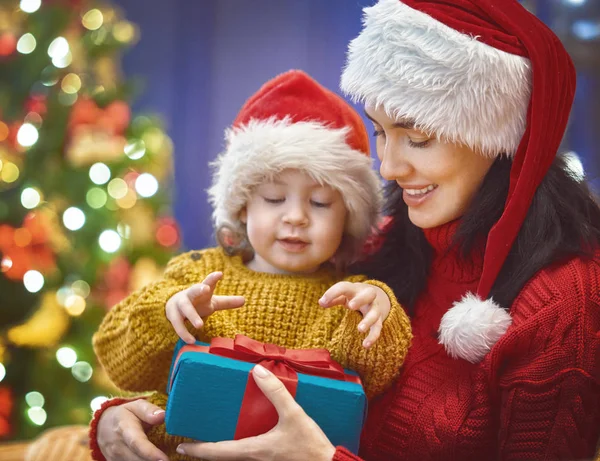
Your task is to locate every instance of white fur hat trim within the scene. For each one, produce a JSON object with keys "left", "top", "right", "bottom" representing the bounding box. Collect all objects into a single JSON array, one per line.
[
  {"left": 207, "top": 117, "right": 382, "bottom": 241},
  {"left": 340, "top": 0, "right": 532, "bottom": 157}
]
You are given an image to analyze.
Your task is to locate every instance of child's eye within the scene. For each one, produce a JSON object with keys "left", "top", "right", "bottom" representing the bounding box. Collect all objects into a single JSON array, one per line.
[
  {"left": 263, "top": 197, "right": 284, "bottom": 204},
  {"left": 310, "top": 200, "right": 331, "bottom": 208},
  {"left": 372, "top": 129, "right": 385, "bottom": 138},
  {"left": 408, "top": 139, "right": 430, "bottom": 148}
]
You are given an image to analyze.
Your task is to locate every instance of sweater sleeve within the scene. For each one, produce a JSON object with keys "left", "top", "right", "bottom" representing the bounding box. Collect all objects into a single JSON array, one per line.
[
  {"left": 494, "top": 260, "right": 600, "bottom": 460},
  {"left": 328, "top": 275, "right": 412, "bottom": 399},
  {"left": 93, "top": 249, "right": 224, "bottom": 392}
]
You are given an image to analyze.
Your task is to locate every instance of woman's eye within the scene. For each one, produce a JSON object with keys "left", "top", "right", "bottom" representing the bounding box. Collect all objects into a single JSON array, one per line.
[
  {"left": 263, "top": 197, "right": 284, "bottom": 204},
  {"left": 408, "top": 139, "right": 430, "bottom": 148},
  {"left": 310, "top": 200, "right": 331, "bottom": 208}
]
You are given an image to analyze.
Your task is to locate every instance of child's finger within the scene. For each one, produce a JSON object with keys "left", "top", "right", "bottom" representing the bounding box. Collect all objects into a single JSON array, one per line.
[
  {"left": 347, "top": 287, "right": 377, "bottom": 312},
  {"left": 358, "top": 305, "right": 380, "bottom": 333},
  {"left": 186, "top": 282, "right": 210, "bottom": 303},
  {"left": 319, "top": 282, "right": 356, "bottom": 307},
  {"left": 201, "top": 271, "right": 223, "bottom": 295},
  {"left": 166, "top": 308, "right": 196, "bottom": 344},
  {"left": 178, "top": 298, "right": 203, "bottom": 329},
  {"left": 363, "top": 318, "right": 383, "bottom": 349},
  {"left": 212, "top": 295, "right": 245, "bottom": 312}
]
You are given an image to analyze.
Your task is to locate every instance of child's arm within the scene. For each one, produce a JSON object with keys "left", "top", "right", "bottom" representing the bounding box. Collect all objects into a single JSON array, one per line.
[
  {"left": 92, "top": 249, "right": 224, "bottom": 392},
  {"left": 321, "top": 276, "right": 412, "bottom": 399}
]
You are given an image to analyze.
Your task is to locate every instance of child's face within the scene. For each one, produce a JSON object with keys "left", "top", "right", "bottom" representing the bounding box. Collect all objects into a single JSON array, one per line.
[{"left": 241, "top": 169, "right": 347, "bottom": 275}]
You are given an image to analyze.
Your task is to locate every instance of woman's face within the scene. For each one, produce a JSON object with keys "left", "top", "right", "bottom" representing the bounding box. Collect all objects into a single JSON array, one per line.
[{"left": 365, "top": 105, "right": 495, "bottom": 229}]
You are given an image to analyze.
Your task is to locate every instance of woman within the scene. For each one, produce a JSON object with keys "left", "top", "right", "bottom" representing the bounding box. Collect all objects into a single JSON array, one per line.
[{"left": 90, "top": 0, "right": 600, "bottom": 460}]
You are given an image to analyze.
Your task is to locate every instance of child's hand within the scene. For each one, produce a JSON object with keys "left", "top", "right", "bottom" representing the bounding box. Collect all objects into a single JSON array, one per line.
[
  {"left": 319, "top": 282, "right": 391, "bottom": 349},
  {"left": 165, "top": 271, "right": 245, "bottom": 344}
]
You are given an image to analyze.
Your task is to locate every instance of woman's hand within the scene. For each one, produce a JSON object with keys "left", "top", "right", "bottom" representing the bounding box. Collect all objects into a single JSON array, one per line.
[
  {"left": 176, "top": 365, "right": 337, "bottom": 461},
  {"left": 97, "top": 399, "right": 170, "bottom": 461}
]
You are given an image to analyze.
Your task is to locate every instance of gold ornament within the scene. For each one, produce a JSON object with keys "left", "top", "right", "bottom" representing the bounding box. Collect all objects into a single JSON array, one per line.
[
  {"left": 130, "top": 257, "right": 162, "bottom": 292},
  {"left": 66, "top": 125, "right": 127, "bottom": 167},
  {"left": 7, "top": 292, "right": 70, "bottom": 348},
  {"left": 119, "top": 203, "right": 156, "bottom": 247}
]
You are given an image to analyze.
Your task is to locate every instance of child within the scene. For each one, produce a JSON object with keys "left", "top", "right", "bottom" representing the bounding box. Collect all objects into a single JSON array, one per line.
[{"left": 92, "top": 70, "right": 412, "bottom": 460}]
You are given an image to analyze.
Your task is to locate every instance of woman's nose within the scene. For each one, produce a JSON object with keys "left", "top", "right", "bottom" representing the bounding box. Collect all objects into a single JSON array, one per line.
[{"left": 379, "top": 142, "right": 413, "bottom": 181}]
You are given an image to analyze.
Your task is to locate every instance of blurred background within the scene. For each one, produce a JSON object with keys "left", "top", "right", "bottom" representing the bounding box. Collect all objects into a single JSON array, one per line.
[{"left": 0, "top": 0, "right": 598, "bottom": 445}]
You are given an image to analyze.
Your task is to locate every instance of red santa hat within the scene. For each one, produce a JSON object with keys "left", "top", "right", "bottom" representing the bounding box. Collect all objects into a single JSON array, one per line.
[
  {"left": 341, "top": 0, "right": 576, "bottom": 362},
  {"left": 208, "top": 70, "right": 381, "bottom": 254}
]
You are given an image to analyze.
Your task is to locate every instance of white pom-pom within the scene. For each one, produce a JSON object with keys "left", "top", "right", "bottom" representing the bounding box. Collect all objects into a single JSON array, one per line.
[{"left": 438, "top": 293, "right": 512, "bottom": 363}]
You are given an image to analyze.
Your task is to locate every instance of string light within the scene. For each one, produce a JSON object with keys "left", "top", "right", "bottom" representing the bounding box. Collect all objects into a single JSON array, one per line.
[
  {"left": 16, "top": 33, "right": 36, "bottom": 54},
  {"left": 82, "top": 9, "right": 104, "bottom": 30},
  {"left": 48, "top": 37, "right": 69, "bottom": 59},
  {"left": 56, "top": 347, "right": 77, "bottom": 368},
  {"left": 1, "top": 163, "right": 19, "bottom": 183},
  {"left": 19, "top": 0, "right": 41, "bottom": 13},
  {"left": 107, "top": 178, "right": 128, "bottom": 199},
  {"left": 71, "top": 361, "right": 93, "bottom": 382},
  {"left": 17, "top": 123, "right": 39, "bottom": 147},
  {"left": 62, "top": 207, "right": 86, "bottom": 231},
  {"left": 124, "top": 140, "right": 146, "bottom": 160},
  {"left": 1, "top": 257, "right": 12, "bottom": 273},
  {"left": 61, "top": 73, "right": 82, "bottom": 94},
  {"left": 23, "top": 270, "right": 44, "bottom": 293},
  {"left": 89, "top": 163, "right": 111, "bottom": 185},
  {"left": 86, "top": 187, "right": 108, "bottom": 208},
  {"left": 27, "top": 407, "right": 47, "bottom": 426},
  {"left": 21, "top": 187, "right": 41, "bottom": 209},
  {"left": 90, "top": 396, "right": 108, "bottom": 412},
  {"left": 25, "top": 391, "right": 44, "bottom": 408},
  {"left": 135, "top": 173, "right": 158, "bottom": 197},
  {"left": 72, "top": 280, "right": 91, "bottom": 298},
  {"left": 99, "top": 230, "right": 121, "bottom": 253},
  {"left": 65, "top": 294, "right": 86, "bottom": 316}
]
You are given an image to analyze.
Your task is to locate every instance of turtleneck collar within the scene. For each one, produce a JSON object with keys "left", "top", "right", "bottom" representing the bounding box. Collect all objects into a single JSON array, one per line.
[{"left": 422, "top": 220, "right": 484, "bottom": 284}]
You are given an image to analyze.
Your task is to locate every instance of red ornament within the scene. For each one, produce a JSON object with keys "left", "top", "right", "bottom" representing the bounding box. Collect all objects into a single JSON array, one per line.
[
  {"left": 0, "top": 212, "right": 56, "bottom": 281},
  {"left": 25, "top": 95, "right": 48, "bottom": 117},
  {"left": 156, "top": 218, "right": 179, "bottom": 248},
  {"left": 69, "top": 98, "right": 131, "bottom": 136},
  {"left": 0, "top": 33, "right": 16, "bottom": 58},
  {"left": 0, "top": 387, "right": 13, "bottom": 439}
]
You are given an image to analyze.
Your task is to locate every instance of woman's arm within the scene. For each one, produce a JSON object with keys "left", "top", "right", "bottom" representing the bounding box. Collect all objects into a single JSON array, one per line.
[{"left": 494, "top": 260, "right": 600, "bottom": 459}]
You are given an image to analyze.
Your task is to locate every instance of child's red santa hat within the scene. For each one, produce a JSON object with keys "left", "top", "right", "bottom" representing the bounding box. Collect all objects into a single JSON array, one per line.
[
  {"left": 208, "top": 70, "right": 381, "bottom": 253},
  {"left": 341, "top": 0, "right": 576, "bottom": 363}
]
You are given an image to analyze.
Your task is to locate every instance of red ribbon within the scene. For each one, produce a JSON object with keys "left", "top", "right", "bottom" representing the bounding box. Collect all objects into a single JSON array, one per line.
[{"left": 171, "top": 335, "right": 361, "bottom": 439}]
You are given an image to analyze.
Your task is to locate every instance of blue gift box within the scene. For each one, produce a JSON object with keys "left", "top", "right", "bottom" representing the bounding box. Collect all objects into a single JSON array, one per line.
[{"left": 165, "top": 337, "right": 367, "bottom": 454}]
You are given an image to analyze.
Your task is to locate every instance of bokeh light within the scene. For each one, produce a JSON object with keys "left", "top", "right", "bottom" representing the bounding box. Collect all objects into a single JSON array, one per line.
[
  {"left": 17, "top": 123, "right": 39, "bottom": 147},
  {"left": 72, "top": 362, "right": 93, "bottom": 382},
  {"left": 17, "top": 33, "right": 36, "bottom": 54},
  {"left": 27, "top": 407, "right": 47, "bottom": 426},
  {"left": 21, "top": 187, "right": 41, "bottom": 209},
  {"left": 20, "top": 0, "right": 41, "bottom": 13},
  {"left": 99, "top": 230, "right": 121, "bottom": 253},
  {"left": 135, "top": 173, "right": 158, "bottom": 198},
  {"left": 82, "top": 9, "right": 104, "bottom": 30},
  {"left": 25, "top": 391, "right": 45, "bottom": 408},
  {"left": 86, "top": 187, "right": 108, "bottom": 209},
  {"left": 23, "top": 270, "right": 44, "bottom": 293},
  {"left": 63, "top": 207, "right": 86, "bottom": 231},
  {"left": 89, "top": 163, "right": 111, "bottom": 185},
  {"left": 56, "top": 347, "right": 77, "bottom": 368}
]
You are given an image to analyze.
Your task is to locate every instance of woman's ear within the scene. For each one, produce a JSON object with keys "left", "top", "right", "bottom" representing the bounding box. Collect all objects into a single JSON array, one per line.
[{"left": 239, "top": 208, "right": 247, "bottom": 224}]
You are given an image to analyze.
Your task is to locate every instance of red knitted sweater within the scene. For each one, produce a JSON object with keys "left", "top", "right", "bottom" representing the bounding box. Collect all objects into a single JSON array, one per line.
[{"left": 335, "top": 223, "right": 600, "bottom": 461}]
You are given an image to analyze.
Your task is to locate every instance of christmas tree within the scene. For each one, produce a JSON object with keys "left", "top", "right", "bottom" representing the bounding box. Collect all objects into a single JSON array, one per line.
[{"left": 0, "top": 0, "right": 179, "bottom": 440}]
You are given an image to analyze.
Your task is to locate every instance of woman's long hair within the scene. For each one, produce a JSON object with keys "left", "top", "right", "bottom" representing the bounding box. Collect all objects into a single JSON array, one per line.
[{"left": 355, "top": 155, "right": 600, "bottom": 315}]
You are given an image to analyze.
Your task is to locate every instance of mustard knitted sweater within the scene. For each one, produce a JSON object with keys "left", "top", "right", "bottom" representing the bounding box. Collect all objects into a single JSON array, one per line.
[{"left": 93, "top": 247, "right": 411, "bottom": 460}]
